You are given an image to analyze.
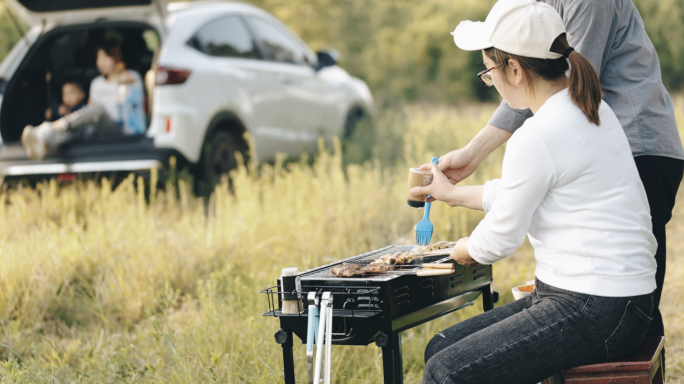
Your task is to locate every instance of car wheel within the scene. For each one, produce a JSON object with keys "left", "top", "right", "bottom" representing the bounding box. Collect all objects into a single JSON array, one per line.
[
  {"left": 196, "top": 130, "right": 247, "bottom": 195},
  {"left": 343, "top": 107, "right": 367, "bottom": 139},
  {"left": 342, "top": 107, "right": 373, "bottom": 164},
  {"left": 210, "top": 131, "right": 243, "bottom": 176}
]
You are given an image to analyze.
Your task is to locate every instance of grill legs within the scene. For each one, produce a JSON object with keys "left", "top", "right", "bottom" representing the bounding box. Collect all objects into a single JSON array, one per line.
[
  {"left": 393, "top": 333, "right": 404, "bottom": 383},
  {"left": 276, "top": 328, "right": 296, "bottom": 384},
  {"left": 482, "top": 285, "right": 494, "bottom": 311},
  {"left": 381, "top": 332, "right": 404, "bottom": 384},
  {"left": 482, "top": 283, "right": 499, "bottom": 312}
]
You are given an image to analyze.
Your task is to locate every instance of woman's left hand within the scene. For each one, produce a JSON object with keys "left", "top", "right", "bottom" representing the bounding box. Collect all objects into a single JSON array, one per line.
[
  {"left": 410, "top": 163, "right": 458, "bottom": 206},
  {"left": 451, "top": 237, "right": 479, "bottom": 267}
]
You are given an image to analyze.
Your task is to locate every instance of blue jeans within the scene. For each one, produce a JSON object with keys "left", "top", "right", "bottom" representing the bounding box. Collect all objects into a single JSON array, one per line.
[{"left": 423, "top": 279, "right": 653, "bottom": 384}]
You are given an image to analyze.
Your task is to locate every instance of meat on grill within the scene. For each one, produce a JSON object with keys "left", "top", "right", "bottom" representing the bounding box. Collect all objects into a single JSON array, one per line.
[
  {"left": 429, "top": 241, "right": 456, "bottom": 251},
  {"left": 330, "top": 263, "right": 366, "bottom": 277},
  {"left": 369, "top": 242, "right": 457, "bottom": 266},
  {"left": 330, "top": 263, "right": 395, "bottom": 277},
  {"left": 363, "top": 264, "right": 395, "bottom": 273}
]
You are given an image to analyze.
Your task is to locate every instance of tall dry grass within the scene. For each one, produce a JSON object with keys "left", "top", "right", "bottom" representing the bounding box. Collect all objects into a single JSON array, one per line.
[{"left": 0, "top": 102, "right": 682, "bottom": 383}]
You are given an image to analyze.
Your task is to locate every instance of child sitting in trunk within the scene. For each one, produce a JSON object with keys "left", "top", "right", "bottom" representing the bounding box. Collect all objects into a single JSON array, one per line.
[
  {"left": 22, "top": 39, "right": 143, "bottom": 160},
  {"left": 45, "top": 80, "right": 87, "bottom": 121}
]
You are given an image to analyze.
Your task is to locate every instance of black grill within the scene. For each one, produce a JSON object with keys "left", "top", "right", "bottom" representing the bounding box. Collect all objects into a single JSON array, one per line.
[{"left": 262, "top": 245, "right": 498, "bottom": 384}]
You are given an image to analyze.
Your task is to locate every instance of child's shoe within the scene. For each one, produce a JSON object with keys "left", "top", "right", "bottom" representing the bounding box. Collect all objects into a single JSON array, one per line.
[{"left": 21, "top": 122, "right": 51, "bottom": 160}]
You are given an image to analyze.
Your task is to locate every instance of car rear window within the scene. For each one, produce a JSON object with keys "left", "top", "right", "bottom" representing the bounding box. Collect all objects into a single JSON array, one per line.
[{"left": 187, "top": 16, "right": 256, "bottom": 59}]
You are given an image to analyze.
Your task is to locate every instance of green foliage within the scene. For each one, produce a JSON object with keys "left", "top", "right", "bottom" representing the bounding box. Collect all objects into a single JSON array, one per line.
[
  {"left": 0, "top": 103, "right": 682, "bottom": 381},
  {"left": 633, "top": 0, "right": 684, "bottom": 91},
  {"left": 2, "top": 0, "right": 683, "bottom": 97},
  {"left": 243, "top": 0, "right": 499, "bottom": 104},
  {"left": 247, "top": 0, "right": 684, "bottom": 97},
  {"left": 0, "top": 5, "right": 26, "bottom": 63}
]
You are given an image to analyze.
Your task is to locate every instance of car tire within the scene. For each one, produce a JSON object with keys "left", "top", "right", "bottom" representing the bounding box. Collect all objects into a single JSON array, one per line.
[
  {"left": 196, "top": 130, "right": 247, "bottom": 195},
  {"left": 343, "top": 106, "right": 367, "bottom": 139},
  {"left": 209, "top": 131, "right": 244, "bottom": 176},
  {"left": 342, "top": 107, "right": 373, "bottom": 164}
]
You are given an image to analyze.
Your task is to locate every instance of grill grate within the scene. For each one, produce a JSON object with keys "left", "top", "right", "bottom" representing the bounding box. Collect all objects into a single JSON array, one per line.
[{"left": 300, "top": 245, "right": 452, "bottom": 280}]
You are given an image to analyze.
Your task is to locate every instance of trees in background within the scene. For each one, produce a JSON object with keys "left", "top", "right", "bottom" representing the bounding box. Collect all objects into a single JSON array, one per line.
[
  {"left": 1, "top": 0, "right": 683, "bottom": 103},
  {"left": 634, "top": 0, "right": 684, "bottom": 92}
]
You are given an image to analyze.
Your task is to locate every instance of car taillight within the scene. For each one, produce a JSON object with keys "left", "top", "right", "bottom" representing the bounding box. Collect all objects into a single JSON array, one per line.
[{"left": 156, "top": 67, "right": 191, "bottom": 85}]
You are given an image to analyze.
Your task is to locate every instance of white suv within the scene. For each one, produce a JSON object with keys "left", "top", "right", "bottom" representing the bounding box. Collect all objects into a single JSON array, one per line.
[{"left": 0, "top": 0, "right": 373, "bottom": 181}]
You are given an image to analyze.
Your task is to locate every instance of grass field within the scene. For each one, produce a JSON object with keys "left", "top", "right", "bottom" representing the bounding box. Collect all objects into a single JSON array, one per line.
[{"left": 0, "top": 102, "right": 682, "bottom": 383}]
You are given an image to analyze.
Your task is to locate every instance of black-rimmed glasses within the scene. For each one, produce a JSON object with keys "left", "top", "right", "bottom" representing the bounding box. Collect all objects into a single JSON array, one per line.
[{"left": 477, "top": 63, "right": 502, "bottom": 87}]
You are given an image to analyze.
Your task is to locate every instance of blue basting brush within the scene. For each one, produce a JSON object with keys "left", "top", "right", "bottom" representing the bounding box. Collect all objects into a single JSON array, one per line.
[{"left": 416, "top": 157, "right": 439, "bottom": 245}]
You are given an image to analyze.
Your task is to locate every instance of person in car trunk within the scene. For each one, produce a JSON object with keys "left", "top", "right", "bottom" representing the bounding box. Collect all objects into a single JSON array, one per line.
[
  {"left": 21, "top": 40, "right": 143, "bottom": 160},
  {"left": 412, "top": 1, "right": 657, "bottom": 382},
  {"left": 45, "top": 80, "right": 87, "bottom": 121}
]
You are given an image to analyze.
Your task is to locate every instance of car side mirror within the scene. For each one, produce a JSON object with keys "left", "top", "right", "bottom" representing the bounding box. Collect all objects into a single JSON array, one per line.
[{"left": 315, "top": 50, "right": 339, "bottom": 71}]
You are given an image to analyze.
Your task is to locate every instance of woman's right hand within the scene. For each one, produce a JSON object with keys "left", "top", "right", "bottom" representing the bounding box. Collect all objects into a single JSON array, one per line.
[
  {"left": 416, "top": 147, "right": 479, "bottom": 203},
  {"left": 410, "top": 163, "right": 460, "bottom": 206},
  {"left": 422, "top": 147, "right": 481, "bottom": 184},
  {"left": 420, "top": 124, "right": 513, "bottom": 186}
]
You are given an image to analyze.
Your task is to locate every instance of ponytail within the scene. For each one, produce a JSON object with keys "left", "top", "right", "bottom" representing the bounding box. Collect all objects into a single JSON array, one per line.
[
  {"left": 565, "top": 49, "right": 602, "bottom": 125},
  {"left": 485, "top": 33, "right": 603, "bottom": 126}
]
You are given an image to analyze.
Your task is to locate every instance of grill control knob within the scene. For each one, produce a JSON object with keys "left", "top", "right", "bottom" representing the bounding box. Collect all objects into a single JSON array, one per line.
[
  {"left": 274, "top": 329, "right": 289, "bottom": 344},
  {"left": 375, "top": 332, "right": 389, "bottom": 348}
]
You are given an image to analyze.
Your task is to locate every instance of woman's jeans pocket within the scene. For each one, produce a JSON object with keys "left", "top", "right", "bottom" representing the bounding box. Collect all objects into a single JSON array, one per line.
[{"left": 605, "top": 300, "right": 653, "bottom": 360}]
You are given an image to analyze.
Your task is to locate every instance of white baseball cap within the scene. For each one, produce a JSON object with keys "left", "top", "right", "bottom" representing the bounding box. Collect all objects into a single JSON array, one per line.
[{"left": 451, "top": 0, "right": 566, "bottom": 60}]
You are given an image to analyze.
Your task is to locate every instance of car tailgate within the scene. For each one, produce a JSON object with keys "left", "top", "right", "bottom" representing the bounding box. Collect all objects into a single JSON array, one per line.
[{"left": 0, "top": 137, "right": 177, "bottom": 177}]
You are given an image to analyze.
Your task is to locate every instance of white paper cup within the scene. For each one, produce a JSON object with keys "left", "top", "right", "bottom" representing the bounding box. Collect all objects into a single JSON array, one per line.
[{"left": 512, "top": 282, "right": 535, "bottom": 301}]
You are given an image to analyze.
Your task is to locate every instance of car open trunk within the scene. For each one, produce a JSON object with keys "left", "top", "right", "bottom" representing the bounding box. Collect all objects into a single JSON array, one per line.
[
  {"left": 0, "top": 22, "right": 170, "bottom": 178},
  {"left": 0, "top": 22, "right": 159, "bottom": 141}
]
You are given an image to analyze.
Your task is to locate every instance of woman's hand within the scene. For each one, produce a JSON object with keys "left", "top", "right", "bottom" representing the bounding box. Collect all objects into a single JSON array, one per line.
[
  {"left": 423, "top": 125, "right": 513, "bottom": 186},
  {"left": 451, "top": 237, "right": 479, "bottom": 267},
  {"left": 410, "top": 163, "right": 459, "bottom": 206},
  {"left": 430, "top": 147, "right": 481, "bottom": 185}
]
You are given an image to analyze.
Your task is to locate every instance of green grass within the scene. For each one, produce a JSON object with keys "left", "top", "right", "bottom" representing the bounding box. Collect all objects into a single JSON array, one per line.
[{"left": 0, "top": 102, "right": 682, "bottom": 383}]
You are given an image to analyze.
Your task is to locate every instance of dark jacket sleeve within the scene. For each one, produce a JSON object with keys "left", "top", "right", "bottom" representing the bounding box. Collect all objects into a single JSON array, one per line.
[{"left": 487, "top": 100, "right": 534, "bottom": 133}]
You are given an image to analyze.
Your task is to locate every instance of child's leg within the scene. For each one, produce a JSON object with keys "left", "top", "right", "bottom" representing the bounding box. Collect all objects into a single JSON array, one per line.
[{"left": 45, "top": 105, "right": 123, "bottom": 151}]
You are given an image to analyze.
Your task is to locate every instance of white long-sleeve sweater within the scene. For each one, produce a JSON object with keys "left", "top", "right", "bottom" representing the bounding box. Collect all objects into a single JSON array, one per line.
[{"left": 468, "top": 88, "right": 657, "bottom": 297}]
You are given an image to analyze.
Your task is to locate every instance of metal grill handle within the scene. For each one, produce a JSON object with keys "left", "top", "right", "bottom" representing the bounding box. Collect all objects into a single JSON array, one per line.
[
  {"left": 313, "top": 292, "right": 332, "bottom": 383},
  {"left": 307, "top": 292, "right": 319, "bottom": 384}
]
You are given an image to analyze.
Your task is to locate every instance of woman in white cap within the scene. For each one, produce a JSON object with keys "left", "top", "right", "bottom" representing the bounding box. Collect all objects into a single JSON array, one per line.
[
  {"left": 435, "top": 0, "right": 682, "bottom": 371},
  {"left": 411, "top": 1, "right": 657, "bottom": 382}
]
